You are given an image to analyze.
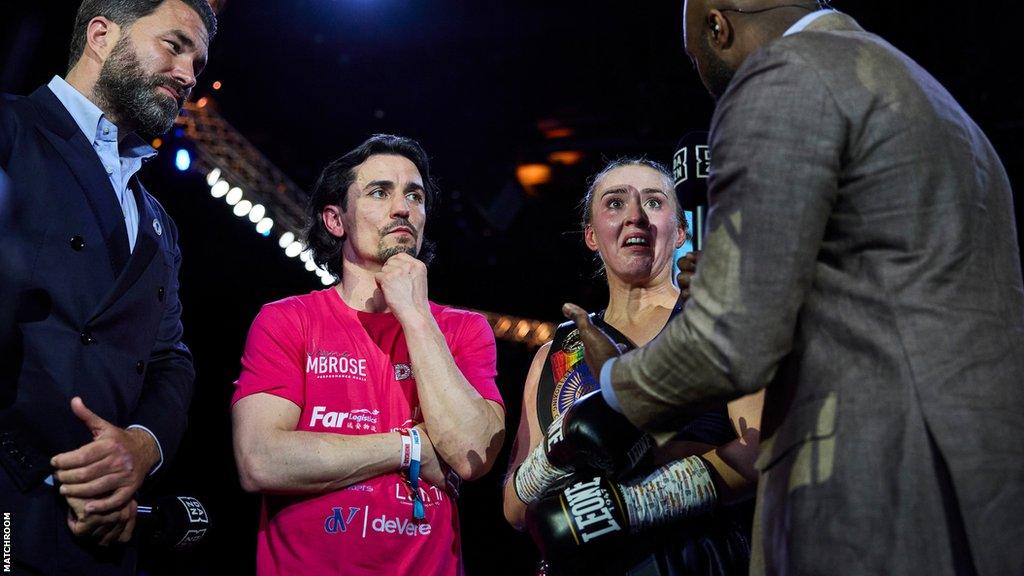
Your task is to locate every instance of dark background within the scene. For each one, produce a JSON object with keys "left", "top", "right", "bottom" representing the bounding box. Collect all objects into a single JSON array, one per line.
[{"left": 2, "top": 1, "right": 1020, "bottom": 574}]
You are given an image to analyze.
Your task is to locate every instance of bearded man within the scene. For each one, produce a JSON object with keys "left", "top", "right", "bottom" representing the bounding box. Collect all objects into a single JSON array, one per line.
[{"left": 0, "top": 1, "right": 216, "bottom": 573}]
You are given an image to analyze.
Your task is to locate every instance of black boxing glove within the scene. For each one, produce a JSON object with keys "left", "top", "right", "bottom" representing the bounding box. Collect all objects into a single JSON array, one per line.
[
  {"left": 527, "top": 457, "right": 719, "bottom": 565},
  {"left": 548, "top": 390, "right": 654, "bottom": 479},
  {"left": 514, "top": 390, "right": 655, "bottom": 505}
]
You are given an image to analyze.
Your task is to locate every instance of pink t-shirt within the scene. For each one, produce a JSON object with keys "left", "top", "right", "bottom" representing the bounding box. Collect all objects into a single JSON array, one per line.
[{"left": 232, "top": 288, "right": 503, "bottom": 576}]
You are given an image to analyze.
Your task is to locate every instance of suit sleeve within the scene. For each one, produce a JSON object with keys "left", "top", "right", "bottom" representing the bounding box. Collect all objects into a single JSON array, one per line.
[
  {"left": 611, "top": 45, "right": 845, "bottom": 443},
  {"left": 129, "top": 215, "right": 195, "bottom": 473}
]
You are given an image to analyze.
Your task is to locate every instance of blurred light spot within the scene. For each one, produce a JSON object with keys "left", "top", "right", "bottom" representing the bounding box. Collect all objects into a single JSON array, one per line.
[
  {"left": 278, "top": 231, "right": 295, "bottom": 249},
  {"left": 233, "top": 199, "right": 252, "bottom": 217},
  {"left": 174, "top": 149, "right": 191, "bottom": 172},
  {"left": 225, "top": 187, "right": 243, "bottom": 206},
  {"left": 211, "top": 180, "right": 230, "bottom": 198},
  {"left": 548, "top": 150, "right": 583, "bottom": 165},
  {"left": 248, "top": 204, "right": 266, "bottom": 223}
]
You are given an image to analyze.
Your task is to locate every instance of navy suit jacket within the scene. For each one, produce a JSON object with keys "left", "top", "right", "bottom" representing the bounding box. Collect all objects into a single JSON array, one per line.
[{"left": 0, "top": 85, "right": 195, "bottom": 574}]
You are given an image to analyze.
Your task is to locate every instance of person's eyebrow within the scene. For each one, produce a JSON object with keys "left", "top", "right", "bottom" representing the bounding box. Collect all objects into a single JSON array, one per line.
[
  {"left": 600, "top": 187, "right": 630, "bottom": 197},
  {"left": 167, "top": 29, "right": 196, "bottom": 51},
  {"left": 364, "top": 180, "right": 396, "bottom": 190},
  {"left": 168, "top": 29, "right": 208, "bottom": 71}
]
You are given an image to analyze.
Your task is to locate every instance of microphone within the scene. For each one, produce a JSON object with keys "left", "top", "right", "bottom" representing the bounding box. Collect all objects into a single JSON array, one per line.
[
  {"left": 136, "top": 495, "right": 211, "bottom": 550},
  {"left": 672, "top": 131, "right": 710, "bottom": 251}
]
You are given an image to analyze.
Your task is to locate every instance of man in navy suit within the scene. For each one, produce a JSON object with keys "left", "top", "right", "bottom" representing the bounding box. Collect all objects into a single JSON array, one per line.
[{"left": 0, "top": 1, "right": 216, "bottom": 573}]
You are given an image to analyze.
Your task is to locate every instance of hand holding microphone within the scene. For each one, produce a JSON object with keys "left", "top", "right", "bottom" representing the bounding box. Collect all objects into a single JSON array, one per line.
[{"left": 136, "top": 495, "right": 211, "bottom": 550}]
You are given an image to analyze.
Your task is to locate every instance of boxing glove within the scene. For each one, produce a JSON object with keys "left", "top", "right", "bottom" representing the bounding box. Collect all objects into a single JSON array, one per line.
[
  {"left": 526, "top": 456, "right": 718, "bottom": 565},
  {"left": 548, "top": 390, "right": 654, "bottom": 479},
  {"left": 514, "top": 390, "right": 656, "bottom": 505}
]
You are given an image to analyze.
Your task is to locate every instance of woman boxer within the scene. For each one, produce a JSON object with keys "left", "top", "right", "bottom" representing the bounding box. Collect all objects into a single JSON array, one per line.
[{"left": 503, "top": 158, "right": 762, "bottom": 575}]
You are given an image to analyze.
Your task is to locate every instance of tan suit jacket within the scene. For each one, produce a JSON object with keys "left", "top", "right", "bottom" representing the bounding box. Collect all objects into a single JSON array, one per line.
[{"left": 611, "top": 13, "right": 1024, "bottom": 575}]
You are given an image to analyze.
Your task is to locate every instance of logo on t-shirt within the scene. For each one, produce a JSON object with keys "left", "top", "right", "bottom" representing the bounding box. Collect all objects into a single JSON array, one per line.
[
  {"left": 310, "top": 406, "right": 380, "bottom": 431},
  {"left": 393, "top": 482, "right": 445, "bottom": 509},
  {"left": 394, "top": 363, "right": 412, "bottom": 381},
  {"left": 322, "top": 505, "right": 432, "bottom": 538},
  {"left": 324, "top": 506, "right": 362, "bottom": 533},
  {"left": 307, "top": 350, "right": 368, "bottom": 381}
]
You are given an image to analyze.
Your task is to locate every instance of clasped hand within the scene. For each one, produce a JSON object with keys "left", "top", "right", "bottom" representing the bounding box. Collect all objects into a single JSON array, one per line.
[{"left": 51, "top": 397, "right": 155, "bottom": 546}]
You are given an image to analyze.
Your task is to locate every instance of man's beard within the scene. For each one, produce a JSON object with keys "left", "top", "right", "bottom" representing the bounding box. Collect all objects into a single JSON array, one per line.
[
  {"left": 375, "top": 218, "right": 420, "bottom": 262},
  {"left": 698, "top": 37, "right": 735, "bottom": 101},
  {"left": 94, "top": 36, "right": 184, "bottom": 137}
]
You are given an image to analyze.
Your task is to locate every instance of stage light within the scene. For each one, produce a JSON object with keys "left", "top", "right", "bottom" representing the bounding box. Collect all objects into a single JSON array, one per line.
[
  {"left": 212, "top": 81, "right": 222, "bottom": 90},
  {"left": 206, "top": 168, "right": 222, "bottom": 186},
  {"left": 197, "top": 97, "right": 209, "bottom": 108},
  {"left": 175, "top": 149, "right": 191, "bottom": 172},
  {"left": 248, "top": 203, "right": 266, "bottom": 223},
  {"left": 279, "top": 231, "right": 295, "bottom": 248},
  {"left": 256, "top": 218, "right": 274, "bottom": 235},
  {"left": 152, "top": 138, "right": 163, "bottom": 149},
  {"left": 233, "top": 199, "right": 253, "bottom": 217},
  {"left": 226, "top": 187, "right": 243, "bottom": 206},
  {"left": 515, "top": 320, "right": 532, "bottom": 339},
  {"left": 548, "top": 150, "right": 583, "bottom": 165},
  {"left": 285, "top": 241, "right": 303, "bottom": 258},
  {"left": 516, "top": 163, "right": 551, "bottom": 191},
  {"left": 211, "top": 180, "right": 230, "bottom": 198}
]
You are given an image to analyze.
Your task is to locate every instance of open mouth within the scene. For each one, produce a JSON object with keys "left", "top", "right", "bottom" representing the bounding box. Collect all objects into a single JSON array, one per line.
[{"left": 622, "top": 235, "right": 651, "bottom": 248}]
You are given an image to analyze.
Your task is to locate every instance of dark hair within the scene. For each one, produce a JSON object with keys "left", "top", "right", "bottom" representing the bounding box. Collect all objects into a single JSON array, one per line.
[
  {"left": 580, "top": 157, "right": 686, "bottom": 230},
  {"left": 68, "top": 0, "right": 218, "bottom": 70},
  {"left": 304, "top": 134, "right": 438, "bottom": 280}
]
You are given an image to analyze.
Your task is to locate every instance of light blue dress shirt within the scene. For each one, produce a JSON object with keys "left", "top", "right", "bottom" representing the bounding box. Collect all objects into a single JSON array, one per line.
[
  {"left": 47, "top": 75, "right": 157, "bottom": 253},
  {"left": 45, "top": 76, "right": 164, "bottom": 476},
  {"left": 599, "top": 8, "right": 838, "bottom": 414}
]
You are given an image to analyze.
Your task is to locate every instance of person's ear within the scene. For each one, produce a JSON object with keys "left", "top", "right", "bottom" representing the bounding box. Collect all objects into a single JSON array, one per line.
[
  {"left": 322, "top": 205, "right": 345, "bottom": 239},
  {"left": 707, "top": 10, "right": 733, "bottom": 48},
  {"left": 584, "top": 224, "right": 599, "bottom": 252},
  {"left": 85, "top": 16, "right": 119, "bottom": 60}
]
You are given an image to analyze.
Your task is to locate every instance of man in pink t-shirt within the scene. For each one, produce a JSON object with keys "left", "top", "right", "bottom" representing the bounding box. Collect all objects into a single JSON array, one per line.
[{"left": 232, "top": 135, "right": 505, "bottom": 576}]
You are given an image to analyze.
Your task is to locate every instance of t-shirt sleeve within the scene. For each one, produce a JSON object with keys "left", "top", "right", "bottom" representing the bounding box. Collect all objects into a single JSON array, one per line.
[
  {"left": 232, "top": 301, "right": 306, "bottom": 408},
  {"left": 450, "top": 312, "right": 504, "bottom": 409}
]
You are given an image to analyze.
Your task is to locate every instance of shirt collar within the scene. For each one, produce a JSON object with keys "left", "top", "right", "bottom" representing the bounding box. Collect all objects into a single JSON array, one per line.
[
  {"left": 784, "top": 8, "right": 834, "bottom": 36},
  {"left": 47, "top": 75, "right": 157, "bottom": 162}
]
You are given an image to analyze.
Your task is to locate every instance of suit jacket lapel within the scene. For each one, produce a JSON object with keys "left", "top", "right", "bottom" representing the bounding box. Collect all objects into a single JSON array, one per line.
[
  {"left": 93, "top": 176, "right": 160, "bottom": 319},
  {"left": 29, "top": 86, "right": 131, "bottom": 277}
]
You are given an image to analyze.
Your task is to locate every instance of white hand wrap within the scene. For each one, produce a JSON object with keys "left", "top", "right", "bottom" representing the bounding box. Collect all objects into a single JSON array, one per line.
[
  {"left": 513, "top": 443, "right": 571, "bottom": 504},
  {"left": 620, "top": 455, "right": 717, "bottom": 532}
]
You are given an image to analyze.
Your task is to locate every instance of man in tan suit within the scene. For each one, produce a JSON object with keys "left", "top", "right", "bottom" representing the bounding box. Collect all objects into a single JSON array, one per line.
[{"left": 566, "top": 2, "right": 1024, "bottom": 574}]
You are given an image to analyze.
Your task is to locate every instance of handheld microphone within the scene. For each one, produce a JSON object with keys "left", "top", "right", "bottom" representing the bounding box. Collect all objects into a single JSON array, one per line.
[
  {"left": 672, "top": 131, "right": 710, "bottom": 251},
  {"left": 136, "top": 495, "right": 211, "bottom": 550}
]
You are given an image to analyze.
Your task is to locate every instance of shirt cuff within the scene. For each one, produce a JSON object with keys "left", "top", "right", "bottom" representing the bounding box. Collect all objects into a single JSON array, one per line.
[
  {"left": 599, "top": 358, "right": 624, "bottom": 414},
  {"left": 127, "top": 424, "right": 164, "bottom": 476}
]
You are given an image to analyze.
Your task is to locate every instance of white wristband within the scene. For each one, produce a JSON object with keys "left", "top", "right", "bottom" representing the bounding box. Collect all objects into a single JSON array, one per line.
[{"left": 399, "top": 432, "right": 413, "bottom": 470}]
